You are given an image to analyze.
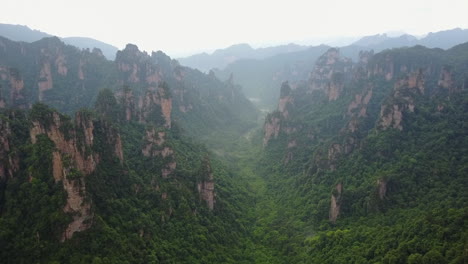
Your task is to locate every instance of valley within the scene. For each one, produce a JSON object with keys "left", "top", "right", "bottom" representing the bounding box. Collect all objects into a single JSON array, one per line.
[{"left": 0, "top": 26, "right": 467, "bottom": 263}]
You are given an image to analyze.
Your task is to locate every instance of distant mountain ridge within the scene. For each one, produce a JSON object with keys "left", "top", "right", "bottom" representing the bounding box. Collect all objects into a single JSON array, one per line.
[
  {"left": 212, "top": 28, "right": 468, "bottom": 108},
  {"left": 350, "top": 28, "right": 468, "bottom": 50},
  {"left": 180, "top": 28, "right": 468, "bottom": 74},
  {"left": 178, "top": 43, "right": 309, "bottom": 72},
  {"left": 0, "top": 23, "right": 119, "bottom": 60}
]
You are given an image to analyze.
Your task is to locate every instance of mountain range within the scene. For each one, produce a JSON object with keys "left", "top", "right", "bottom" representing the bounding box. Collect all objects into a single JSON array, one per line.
[
  {"left": 212, "top": 28, "right": 468, "bottom": 108},
  {"left": 0, "top": 24, "right": 119, "bottom": 60},
  {"left": 0, "top": 24, "right": 467, "bottom": 263}
]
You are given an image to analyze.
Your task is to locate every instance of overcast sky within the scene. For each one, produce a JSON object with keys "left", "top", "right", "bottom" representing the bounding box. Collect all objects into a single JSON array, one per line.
[{"left": 2, "top": 0, "right": 468, "bottom": 57}]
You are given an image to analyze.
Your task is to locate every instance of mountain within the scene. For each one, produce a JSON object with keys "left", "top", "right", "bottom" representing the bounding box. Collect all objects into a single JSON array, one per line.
[
  {"left": 350, "top": 28, "right": 468, "bottom": 51},
  {"left": 0, "top": 23, "right": 51, "bottom": 42},
  {"left": 0, "top": 36, "right": 257, "bottom": 144},
  {"left": 257, "top": 43, "right": 468, "bottom": 262},
  {"left": 214, "top": 28, "right": 468, "bottom": 109},
  {"left": 1, "top": 27, "right": 467, "bottom": 263},
  {"left": 62, "top": 37, "right": 118, "bottom": 60},
  {"left": 0, "top": 35, "right": 258, "bottom": 263},
  {"left": 178, "top": 43, "right": 309, "bottom": 72},
  {"left": 0, "top": 23, "right": 118, "bottom": 60},
  {"left": 418, "top": 27, "right": 468, "bottom": 49}
]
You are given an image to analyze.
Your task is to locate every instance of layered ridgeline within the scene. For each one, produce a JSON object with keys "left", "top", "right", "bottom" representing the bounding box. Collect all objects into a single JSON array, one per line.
[
  {"left": 0, "top": 23, "right": 119, "bottom": 60},
  {"left": 213, "top": 28, "right": 468, "bottom": 109},
  {"left": 0, "top": 37, "right": 258, "bottom": 262},
  {"left": 0, "top": 36, "right": 257, "bottom": 145},
  {"left": 260, "top": 44, "right": 468, "bottom": 262}
]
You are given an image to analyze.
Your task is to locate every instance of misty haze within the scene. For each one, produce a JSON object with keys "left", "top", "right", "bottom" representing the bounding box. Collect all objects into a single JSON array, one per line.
[{"left": 1, "top": 0, "right": 468, "bottom": 263}]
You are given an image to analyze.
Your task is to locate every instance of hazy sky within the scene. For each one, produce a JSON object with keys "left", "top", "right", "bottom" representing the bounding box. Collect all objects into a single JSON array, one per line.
[{"left": 2, "top": 0, "right": 468, "bottom": 57}]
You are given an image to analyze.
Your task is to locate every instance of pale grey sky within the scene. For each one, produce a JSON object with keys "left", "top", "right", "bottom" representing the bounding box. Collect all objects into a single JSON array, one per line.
[{"left": 2, "top": 0, "right": 468, "bottom": 57}]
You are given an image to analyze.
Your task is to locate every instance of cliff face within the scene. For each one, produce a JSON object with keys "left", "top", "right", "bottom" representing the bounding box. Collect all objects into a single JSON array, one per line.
[
  {"left": 329, "top": 183, "right": 343, "bottom": 223},
  {"left": 29, "top": 106, "right": 124, "bottom": 240},
  {"left": 0, "top": 36, "right": 113, "bottom": 113},
  {"left": 262, "top": 43, "right": 468, "bottom": 230},
  {"left": 142, "top": 127, "right": 176, "bottom": 178},
  {"left": 308, "top": 48, "right": 353, "bottom": 101},
  {"left": 0, "top": 116, "right": 19, "bottom": 181},
  {"left": 378, "top": 69, "right": 424, "bottom": 131},
  {"left": 197, "top": 158, "right": 215, "bottom": 210}
]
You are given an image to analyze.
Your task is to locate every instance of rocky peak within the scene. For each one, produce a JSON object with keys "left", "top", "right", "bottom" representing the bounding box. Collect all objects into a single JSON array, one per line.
[{"left": 308, "top": 48, "right": 352, "bottom": 100}]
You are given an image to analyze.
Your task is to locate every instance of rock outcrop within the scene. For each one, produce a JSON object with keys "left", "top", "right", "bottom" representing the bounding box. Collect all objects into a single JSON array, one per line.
[
  {"left": 142, "top": 127, "right": 177, "bottom": 178},
  {"left": 29, "top": 107, "right": 124, "bottom": 241},
  {"left": 379, "top": 70, "right": 424, "bottom": 130},
  {"left": 263, "top": 113, "right": 281, "bottom": 146},
  {"left": 377, "top": 179, "right": 387, "bottom": 200},
  {"left": 0, "top": 117, "right": 19, "bottom": 180},
  {"left": 308, "top": 48, "right": 352, "bottom": 101},
  {"left": 329, "top": 183, "right": 343, "bottom": 223},
  {"left": 197, "top": 157, "right": 215, "bottom": 210}
]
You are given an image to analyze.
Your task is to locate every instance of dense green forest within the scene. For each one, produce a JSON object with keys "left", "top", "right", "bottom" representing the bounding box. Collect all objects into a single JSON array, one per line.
[{"left": 0, "top": 34, "right": 467, "bottom": 264}]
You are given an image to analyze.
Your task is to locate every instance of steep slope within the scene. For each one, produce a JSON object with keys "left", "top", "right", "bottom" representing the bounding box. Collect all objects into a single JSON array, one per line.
[
  {"left": 0, "top": 96, "right": 254, "bottom": 263},
  {"left": 0, "top": 37, "right": 258, "bottom": 146},
  {"left": 0, "top": 36, "right": 260, "bottom": 263},
  {"left": 258, "top": 43, "right": 468, "bottom": 262}
]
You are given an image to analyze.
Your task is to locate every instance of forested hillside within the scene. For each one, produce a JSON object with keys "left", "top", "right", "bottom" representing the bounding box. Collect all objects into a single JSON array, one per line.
[
  {"left": 0, "top": 32, "right": 467, "bottom": 264},
  {"left": 258, "top": 43, "right": 468, "bottom": 263},
  {"left": 0, "top": 37, "right": 258, "bottom": 263}
]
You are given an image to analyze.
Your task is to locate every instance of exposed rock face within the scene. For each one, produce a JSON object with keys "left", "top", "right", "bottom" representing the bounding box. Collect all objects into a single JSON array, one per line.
[
  {"left": 438, "top": 66, "right": 454, "bottom": 91},
  {"left": 326, "top": 73, "right": 344, "bottom": 101},
  {"left": 379, "top": 70, "right": 424, "bottom": 130},
  {"left": 0, "top": 67, "right": 26, "bottom": 108},
  {"left": 142, "top": 129, "right": 166, "bottom": 156},
  {"left": 159, "top": 89, "right": 172, "bottom": 128},
  {"left": 197, "top": 158, "right": 215, "bottom": 210},
  {"left": 380, "top": 104, "right": 404, "bottom": 130},
  {"left": 142, "top": 127, "right": 177, "bottom": 178},
  {"left": 29, "top": 109, "right": 124, "bottom": 241},
  {"left": 116, "top": 88, "right": 135, "bottom": 121},
  {"left": 38, "top": 62, "right": 53, "bottom": 101},
  {"left": 371, "top": 54, "right": 394, "bottom": 81},
  {"left": 113, "top": 134, "right": 124, "bottom": 164},
  {"left": 55, "top": 54, "right": 68, "bottom": 76},
  {"left": 263, "top": 114, "right": 281, "bottom": 146},
  {"left": 347, "top": 89, "right": 373, "bottom": 118},
  {"left": 115, "top": 85, "right": 172, "bottom": 128},
  {"left": 61, "top": 175, "right": 92, "bottom": 242},
  {"left": 329, "top": 183, "right": 343, "bottom": 223},
  {"left": 377, "top": 179, "right": 387, "bottom": 199},
  {"left": 30, "top": 112, "right": 98, "bottom": 174},
  {"left": 308, "top": 48, "right": 352, "bottom": 101},
  {"left": 0, "top": 118, "right": 18, "bottom": 180}
]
